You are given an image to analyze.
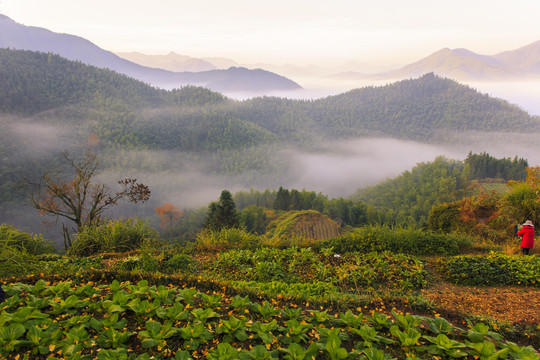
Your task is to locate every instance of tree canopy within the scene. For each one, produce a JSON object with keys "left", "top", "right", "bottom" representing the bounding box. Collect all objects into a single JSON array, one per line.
[{"left": 204, "top": 190, "right": 240, "bottom": 231}]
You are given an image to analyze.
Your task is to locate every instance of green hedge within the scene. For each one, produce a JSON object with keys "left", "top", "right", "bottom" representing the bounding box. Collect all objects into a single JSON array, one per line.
[
  {"left": 313, "top": 225, "right": 471, "bottom": 255},
  {"left": 437, "top": 252, "right": 540, "bottom": 286}
]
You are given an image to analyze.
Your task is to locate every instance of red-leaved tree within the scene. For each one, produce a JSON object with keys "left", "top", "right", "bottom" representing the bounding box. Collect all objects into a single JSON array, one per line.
[{"left": 155, "top": 203, "right": 183, "bottom": 229}]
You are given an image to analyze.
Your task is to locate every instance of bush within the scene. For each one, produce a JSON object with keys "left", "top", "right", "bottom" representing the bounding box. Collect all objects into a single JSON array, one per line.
[
  {"left": 313, "top": 224, "right": 470, "bottom": 256},
  {"left": 0, "top": 224, "right": 54, "bottom": 277},
  {"left": 428, "top": 202, "right": 460, "bottom": 233},
  {"left": 437, "top": 252, "right": 540, "bottom": 286},
  {"left": 0, "top": 224, "right": 54, "bottom": 255},
  {"left": 254, "top": 261, "right": 286, "bottom": 282},
  {"left": 115, "top": 251, "right": 161, "bottom": 273},
  {"left": 139, "top": 250, "right": 160, "bottom": 272},
  {"left": 195, "top": 227, "right": 259, "bottom": 251},
  {"left": 0, "top": 244, "right": 40, "bottom": 277},
  {"left": 69, "top": 218, "right": 159, "bottom": 256}
]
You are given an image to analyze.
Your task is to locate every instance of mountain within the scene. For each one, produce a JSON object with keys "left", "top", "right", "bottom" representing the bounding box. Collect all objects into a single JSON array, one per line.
[
  {"left": 331, "top": 40, "right": 540, "bottom": 81},
  {"left": 116, "top": 52, "right": 217, "bottom": 72},
  {"left": 0, "top": 14, "right": 301, "bottom": 93},
  {"left": 494, "top": 40, "right": 540, "bottom": 73},
  {"left": 2, "top": 49, "right": 538, "bottom": 144}
]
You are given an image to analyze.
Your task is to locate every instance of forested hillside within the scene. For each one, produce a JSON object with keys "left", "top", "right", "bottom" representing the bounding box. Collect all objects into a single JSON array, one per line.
[
  {"left": 0, "top": 49, "right": 228, "bottom": 114},
  {"left": 308, "top": 75, "right": 540, "bottom": 140},
  {"left": 1, "top": 48, "right": 539, "bottom": 237},
  {"left": 1, "top": 49, "right": 539, "bottom": 144},
  {"left": 352, "top": 157, "right": 467, "bottom": 227}
]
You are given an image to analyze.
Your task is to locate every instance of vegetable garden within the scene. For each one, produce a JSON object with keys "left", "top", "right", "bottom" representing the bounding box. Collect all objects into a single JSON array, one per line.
[{"left": 1, "top": 225, "right": 539, "bottom": 359}]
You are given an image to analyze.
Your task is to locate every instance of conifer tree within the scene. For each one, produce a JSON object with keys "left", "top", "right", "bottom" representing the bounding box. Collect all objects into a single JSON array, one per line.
[
  {"left": 204, "top": 190, "right": 239, "bottom": 230},
  {"left": 274, "top": 186, "right": 291, "bottom": 211}
]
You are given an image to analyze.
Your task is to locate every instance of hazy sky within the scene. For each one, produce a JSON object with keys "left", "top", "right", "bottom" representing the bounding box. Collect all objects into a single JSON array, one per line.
[{"left": 2, "top": 0, "right": 539, "bottom": 67}]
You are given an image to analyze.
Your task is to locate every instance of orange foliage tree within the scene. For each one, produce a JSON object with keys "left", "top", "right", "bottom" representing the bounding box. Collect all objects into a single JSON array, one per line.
[
  {"left": 26, "top": 152, "right": 151, "bottom": 249},
  {"left": 503, "top": 166, "right": 540, "bottom": 226},
  {"left": 525, "top": 166, "right": 540, "bottom": 189},
  {"left": 155, "top": 203, "right": 183, "bottom": 229}
]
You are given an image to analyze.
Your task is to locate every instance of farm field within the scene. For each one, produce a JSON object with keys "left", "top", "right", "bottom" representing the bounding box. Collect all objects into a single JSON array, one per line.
[{"left": 1, "top": 244, "right": 539, "bottom": 360}]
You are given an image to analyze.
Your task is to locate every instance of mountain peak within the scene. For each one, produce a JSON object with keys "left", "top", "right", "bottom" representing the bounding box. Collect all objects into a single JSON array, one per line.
[
  {"left": 0, "top": 15, "right": 302, "bottom": 94},
  {"left": 494, "top": 40, "right": 540, "bottom": 72}
]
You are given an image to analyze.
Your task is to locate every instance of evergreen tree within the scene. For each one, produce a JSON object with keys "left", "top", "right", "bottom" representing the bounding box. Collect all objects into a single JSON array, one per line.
[
  {"left": 274, "top": 186, "right": 291, "bottom": 211},
  {"left": 204, "top": 190, "right": 240, "bottom": 230}
]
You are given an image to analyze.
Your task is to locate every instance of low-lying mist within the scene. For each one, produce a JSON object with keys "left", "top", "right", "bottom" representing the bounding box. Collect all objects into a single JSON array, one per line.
[
  {"left": 4, "top": 120, "right": 540, "bottom": 247},
  {"left": 284, "top": 138, "right": 464, "bottom": 198},
  {"left": 96, "top": 133, "right": 540, "bottom": 212}
]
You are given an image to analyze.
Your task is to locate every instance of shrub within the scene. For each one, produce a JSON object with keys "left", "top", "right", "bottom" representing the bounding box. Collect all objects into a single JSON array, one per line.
[
  {"left": 139, "top": 249, "right": 160, "bottom": 272},
  {"left": 437, "top": 252, "right": 540, "bottom": 286},
  {"left": 313, "top": 224, "right": 470, "bottom": 256},
  {"left": 0, "top": 224, "right": 54, "bottom": 277},
  {"left": 0, "top": 243, "right": 40, "bottom": 277},
  {"left": 195, "top": 227, "right": 259, "bottom": 251},
  {"left": 254, "top": 261, "right": 286, "bottom": 282},
  {"left": 231, "top": 280, "right": 339, "bottom": 299},
  {"left": 0, "top": 224, "right": 54, "bottom": 255},
  {"left": 428, "top": 202, "right": 460, "bottom": 233},
  {"left": 116, "top": 250, "right": 161, "bottom": 273},
  {"left": 69, "top": 218, "right": 159, "bottom": 256},
  {"left": 326, "top": 252, "right": 428, "bottom": 291}
]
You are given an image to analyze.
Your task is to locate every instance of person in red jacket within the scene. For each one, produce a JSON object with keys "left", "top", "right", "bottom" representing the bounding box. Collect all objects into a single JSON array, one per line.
[{"left": 516, "top": 220, "right": 535, "bottom": 255}]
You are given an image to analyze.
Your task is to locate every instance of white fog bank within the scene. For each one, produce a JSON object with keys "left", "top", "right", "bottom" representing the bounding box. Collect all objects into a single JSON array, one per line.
[{"left": 284, "top": 138, "right": 466, "bottom": 198}]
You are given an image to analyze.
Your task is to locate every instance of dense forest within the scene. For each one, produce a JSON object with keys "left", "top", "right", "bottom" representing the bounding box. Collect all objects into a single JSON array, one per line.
[
  {"left": 1, "top": 48, "right": 539, "bottom": 242},
  {"left": 2, "top": 49, "right": 539, "bottom": 147},
  {"left": 465, "top": 151, "right": 528, "bottom": 181}
]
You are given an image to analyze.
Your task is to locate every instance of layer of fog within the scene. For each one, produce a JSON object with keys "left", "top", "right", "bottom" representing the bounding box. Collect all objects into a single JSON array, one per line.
[
  {"left": 7, "top": 121, "right": 76, "bottom": 159},
  {"left": 5, "top": 126, "right": 540, "bottom": 246},
  {"left": 96, "top": 133, "right": 540, "bottom": 213},
  {"left": 284, "top": 139, "right": 465, "bottom": 198}
]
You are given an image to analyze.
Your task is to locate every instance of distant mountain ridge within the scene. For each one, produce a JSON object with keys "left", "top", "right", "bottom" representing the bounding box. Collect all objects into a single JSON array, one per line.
[
  {"left": 331, "top": 40, "right": 540, "bottom": 81},
  {"left": 0, "top": 14, "right": 301, "bottom": 94},
  {"left": 116, "top": 52, "right": 218, "bottom": 72}
]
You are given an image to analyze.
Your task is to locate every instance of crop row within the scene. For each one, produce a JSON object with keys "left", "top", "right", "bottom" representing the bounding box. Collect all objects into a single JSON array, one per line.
[
  {"left": 436, "top": 252, "right": 540, "bottom": 287},
  {"left": 312, "top": 226, "right": 472, "bottom": 256},
  {"left": 1, "top": 279, "right": 538, "bottom": 360},
  {"left": 206, "top": 247, "right": 428, "bottom": 292}
]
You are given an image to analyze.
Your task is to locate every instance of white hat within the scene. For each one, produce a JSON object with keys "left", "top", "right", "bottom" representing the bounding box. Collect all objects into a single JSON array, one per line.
[{"left": 524, "top": 220, "right": 534, "bottom": 226}]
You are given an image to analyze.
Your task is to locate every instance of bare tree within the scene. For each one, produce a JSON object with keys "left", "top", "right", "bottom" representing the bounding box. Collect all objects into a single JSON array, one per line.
[{"left": 26, "top": 152, "right": 150, "bottom": 249}]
